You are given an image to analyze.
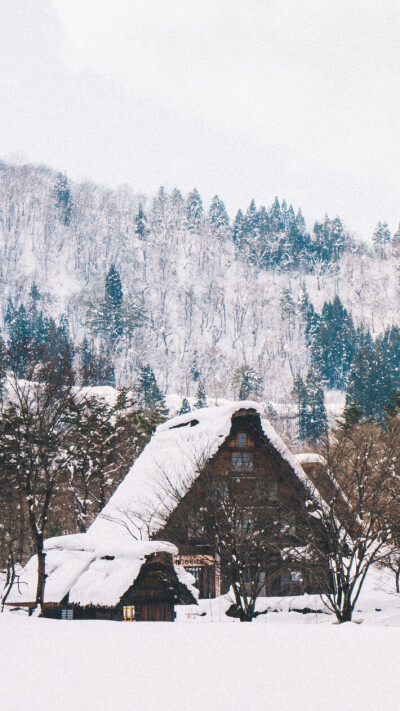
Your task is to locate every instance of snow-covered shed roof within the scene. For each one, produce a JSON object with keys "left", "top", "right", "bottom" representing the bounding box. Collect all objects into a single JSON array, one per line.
[
  {"left": 87, "top": 401, "right": 328, "bottom": 543},
  {"left": 7, "top": 534, "right": 198, "bottom": 607},
  {"left": 295, "top": 453, "right": 326, "bottom": 466}
]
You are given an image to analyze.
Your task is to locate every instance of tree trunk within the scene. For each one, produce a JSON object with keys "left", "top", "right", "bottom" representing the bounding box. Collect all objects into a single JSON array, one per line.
[
  {"left": 240, "top": 614, "right": 253, "bottom": 622},
  {"left": 1, "top": 553, "right": 16, "bottom": 610},
  {"left": 35, "top": 544, "right": 46, "bottom": 612},
  {"left": 338, "top": 594, "right": 353, "bottom": 623}
]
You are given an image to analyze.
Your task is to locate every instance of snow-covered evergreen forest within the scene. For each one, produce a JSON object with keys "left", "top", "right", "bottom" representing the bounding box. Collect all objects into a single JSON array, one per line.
[{"left": 2, "top": 159, "right": 400, "bottom": 439}]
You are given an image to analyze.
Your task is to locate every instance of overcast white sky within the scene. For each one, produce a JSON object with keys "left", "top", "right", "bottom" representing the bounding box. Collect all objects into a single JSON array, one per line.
[{"left": 1, "top": 0, "right": 399, "bottom": 238}]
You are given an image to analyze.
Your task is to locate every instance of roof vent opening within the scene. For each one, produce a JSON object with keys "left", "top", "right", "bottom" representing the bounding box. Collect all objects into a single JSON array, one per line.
[{"left": 170, "top": 419, "right": 199, "bottom": 430}]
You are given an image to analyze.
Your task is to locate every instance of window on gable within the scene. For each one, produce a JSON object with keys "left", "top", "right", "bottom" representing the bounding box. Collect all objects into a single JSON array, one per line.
[
  {"left": 231, "top": 452, "right": 253, "bottom": 472},
  {"left": 238, "top": 432, "right": 248, "bottom": 448}
]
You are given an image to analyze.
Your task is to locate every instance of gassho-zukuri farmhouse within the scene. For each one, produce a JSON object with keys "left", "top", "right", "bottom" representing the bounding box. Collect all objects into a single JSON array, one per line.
[{"left": 7, "top": 401, "right": 333, "bottom": 620}]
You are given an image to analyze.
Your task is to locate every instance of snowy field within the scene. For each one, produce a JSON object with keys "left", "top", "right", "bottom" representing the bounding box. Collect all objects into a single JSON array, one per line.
[
  {"left": 0, "top": 613, "right": 399, "bottom": 711},
  {"left": 2, "top": 568, "right": 399, "bottom": 711}
]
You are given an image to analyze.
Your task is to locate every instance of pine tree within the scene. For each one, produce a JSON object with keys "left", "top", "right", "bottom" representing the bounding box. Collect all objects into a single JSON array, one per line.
[
  {"left": 79, "top": 337, "right": 93, "bottom": 386},
  {"left": 194, "top": 381, "right": 207, "bottom": 409},
  {"left": 270, "top": 197, "right": 284, "bottom": 232},
  {"left": 291, "top": 374, "right": 309, "bottom": 441},
  {"left": 106, "top": 264, "right": 123, "bottom": 313},
  {"left": 245, "top": 200, "right": 259, "bottom": 239},
  {"left": 185, "top": 188, "right": 203, "bottom": 231},
  {"left": 95, "top": 265, "right": 124, "bottom": 343},
  {"left": 295, "top": 208, "right": 306, "bottom": 235},
  {"left": 298, "top": 286, "right": 320, "bottom": 346},
  {"left": 392, "top": 223, "right": 400, "bottom": 257},
  {"left": 342, "top": 400, "right": 363, "bottom": 429},
  {"left": 190, "top": 352, "right": 201, "bottom": 382},
  {"left": 53, "top": 172, "right": 73, "bottom": 225},
  {"left": 331, "top": 217, "right": 347, "bottom": 260},
  {"left": 232, "top": 366, "right": 263, "bottom": 400},
  {"left": 345, "top": 328, "right": 377, "bottom": 418},
  {"left": 284, "top": 203, "right": 296, "bottom": 230},
  {"left": 37, "top": 316, "right": 75, "bottom": 386},
  {"left": 87, "top": 265, "right": 144, "bottom": 349},
  {"left": 233, "top": 209, "right": 246, "bottom": 250},
  {"left": 384, "top": 388, "right": 400, "bottom": 420},
  {"left": 372, "top": 221, "right": 391, "bottom": 257},
  {"left": 151, "top": 186, "right": 169, "bottom": 232},
  {"left": 242, "top": 200, "right": 261, "bottom": 264},
  {"left": 311, "top": 296, "right": 356, "bottom": 388},
  {"left": 169, "top": 188, "right": 185, "bottom": 230},
  {"left": 280, "top": 288, "right": 296, "bottom": 330},
  {"left": 305, "top": 368, "right": 327, "bottom": 441},
  {"left": 312, "top": 215, "right": 349, "bottom": 263},
  {"left": 257, "top": 205, "right": 270, "bottom": 236},
  {"left": 208, "top": 195, "right": 229, "bottom": 232},
  {"left": 7, "top": 304, "right": 31, "bottom": 377},
  {"left": 135, "top": 204, "right": 149, "bottom": 240},
  {"left": 179, "top": 397, "right": 191, "bottom": 415},
  {"left": 5, "top": 285, "right": 75, "bottom": 383},
  {"left": 79, "top": 338, "right": 115, "bottom": 387},
  {"left": 136, "top": 365, "right": 167, "bottom": 414}
]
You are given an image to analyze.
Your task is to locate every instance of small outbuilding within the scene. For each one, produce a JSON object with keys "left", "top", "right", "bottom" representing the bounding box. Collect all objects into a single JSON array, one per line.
[{"left": 6, "top": 535, "right": 197, "bottom": 621}]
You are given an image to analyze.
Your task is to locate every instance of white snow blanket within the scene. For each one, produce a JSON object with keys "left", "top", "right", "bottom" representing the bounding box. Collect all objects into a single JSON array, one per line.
[{"left": 0, "top": 612, "right": 399, "bottom": 711}]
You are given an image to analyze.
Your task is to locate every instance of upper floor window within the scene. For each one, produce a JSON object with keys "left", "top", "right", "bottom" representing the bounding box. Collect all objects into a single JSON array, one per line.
[
  {"left": 188, "top": 510, "right": 205, "bottom": 539},
  {"left": 254, "top": 478, "right": 278, "bottom": 500},
  {"left": 231, "top": 452, "right": 253, "bottom": 472},
  {"left": 214, "top": 480, "right": 229, "bottom": 497}
]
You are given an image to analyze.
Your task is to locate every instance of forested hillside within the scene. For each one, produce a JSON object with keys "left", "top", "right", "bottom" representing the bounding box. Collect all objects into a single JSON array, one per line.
[{"left": 1, "top": 160, "right": 400, "bottom": 440}]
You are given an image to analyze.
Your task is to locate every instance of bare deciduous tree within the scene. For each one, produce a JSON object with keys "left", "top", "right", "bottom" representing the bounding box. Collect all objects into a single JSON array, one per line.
[
  {"left": 0, "top": 374, "right": 77, "bottom": 610},
  {"left": 303, "top": 421, "right": 400, "bottom": 622}
]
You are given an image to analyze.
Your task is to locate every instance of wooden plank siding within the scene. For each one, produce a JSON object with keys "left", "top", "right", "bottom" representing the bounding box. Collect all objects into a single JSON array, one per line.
[{"left": 156, "top": 411, "right": 327, "bottom": 598}]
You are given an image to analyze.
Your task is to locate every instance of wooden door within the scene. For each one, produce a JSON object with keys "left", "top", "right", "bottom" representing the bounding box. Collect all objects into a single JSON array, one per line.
[{"left": 137, "top": 602, "right": 174, "bottom": 621}]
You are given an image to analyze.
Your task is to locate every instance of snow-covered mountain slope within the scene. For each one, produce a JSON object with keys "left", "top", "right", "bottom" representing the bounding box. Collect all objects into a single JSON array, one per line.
[{"left": 1, "top": 160, "right": 398, "bottom": 408}]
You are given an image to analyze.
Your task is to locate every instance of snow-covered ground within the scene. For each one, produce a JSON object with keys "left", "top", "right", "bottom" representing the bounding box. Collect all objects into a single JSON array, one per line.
[
  {"left": 1, "top": 568, "right": 399, "bottom": 711},
  {"left": 178, "top": 565, "right": 400, "bottom": 627},
  {"left": 1, "top": 613, "right": 398, "bottom": 711}
]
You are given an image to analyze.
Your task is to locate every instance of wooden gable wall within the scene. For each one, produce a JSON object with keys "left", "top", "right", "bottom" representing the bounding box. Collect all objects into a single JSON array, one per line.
[{"left": 156, "top": 411, "right": 326, "bottom": 598}]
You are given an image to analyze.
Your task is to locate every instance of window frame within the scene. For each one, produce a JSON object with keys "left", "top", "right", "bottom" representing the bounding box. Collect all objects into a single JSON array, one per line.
[
  {"left": 61, "top": 608, "right": 73, "bottom": 620},
  {"left": 237, "top": 432, "right": 248, "bottom": 448},
  {"left": 231, "top": 451, "right": 254, "bottom": 472}
]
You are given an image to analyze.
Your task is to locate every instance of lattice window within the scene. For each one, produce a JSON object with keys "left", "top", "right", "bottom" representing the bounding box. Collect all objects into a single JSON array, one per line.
[
  {"left": 238, "top": 432, "right": 248, "bottom": 448},
  {"left": 61, "top": 609, "right": 73, "bottom": 620},
  {"left": 231, "top": 452, "right": 253, "bottom": 471}
]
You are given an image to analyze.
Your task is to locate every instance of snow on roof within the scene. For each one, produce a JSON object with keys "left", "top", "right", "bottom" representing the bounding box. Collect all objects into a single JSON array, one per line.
[
  {"left": 6, "top": 534, "right": 186, "bottom": 607},
  {"left": 88, "top": 401, "right": 328, "bottom": 543},
  {"left": 295, "top": 453, "right": 326, "bottom": 465}
]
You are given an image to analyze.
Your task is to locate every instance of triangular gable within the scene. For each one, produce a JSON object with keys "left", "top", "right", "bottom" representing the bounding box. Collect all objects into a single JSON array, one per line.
[{"left": 87, "top": 401, "right": 329, "bottom": 544}]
